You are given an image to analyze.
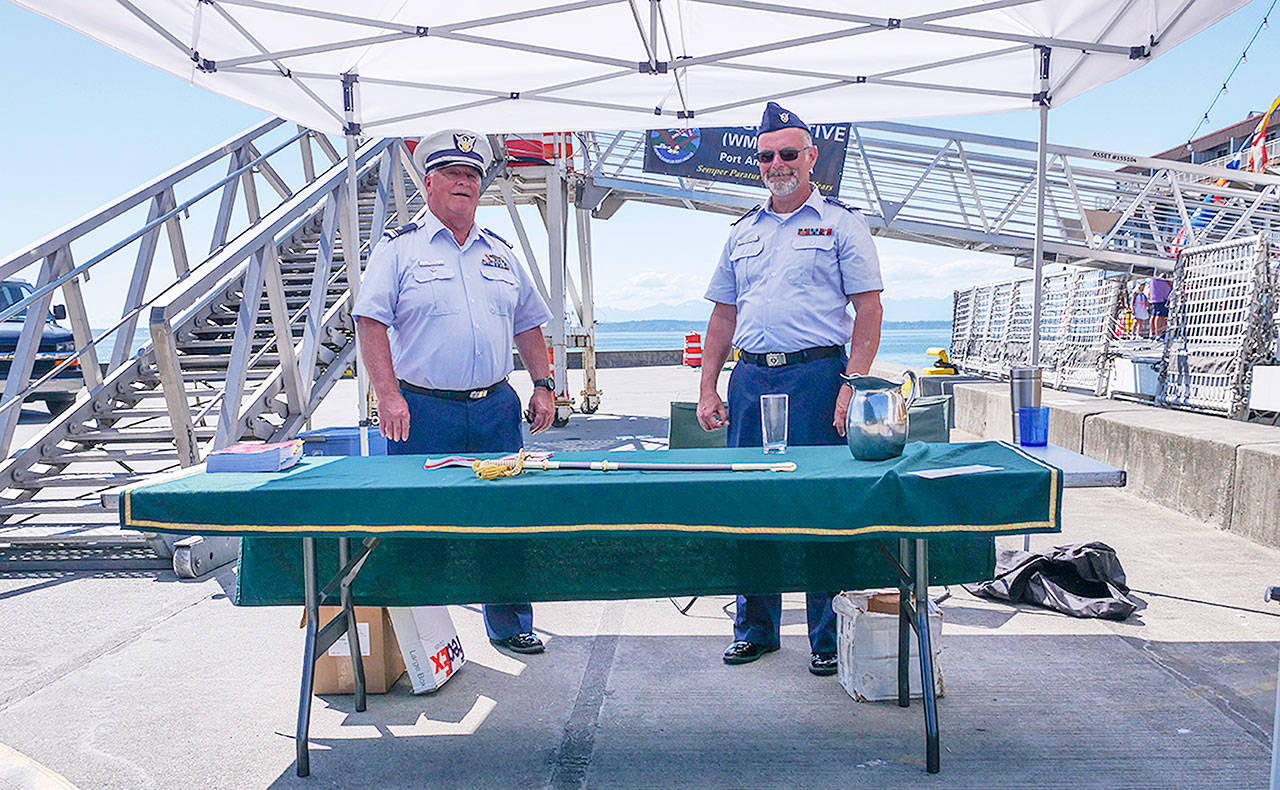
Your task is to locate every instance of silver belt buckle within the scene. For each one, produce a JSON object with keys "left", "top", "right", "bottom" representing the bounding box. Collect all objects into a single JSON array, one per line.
[
  {"left": 765, "top": 352, "right": 787, "bottom": 367},
  {"left": 469, "top": 388, "right": 488, "bottom": 400}
]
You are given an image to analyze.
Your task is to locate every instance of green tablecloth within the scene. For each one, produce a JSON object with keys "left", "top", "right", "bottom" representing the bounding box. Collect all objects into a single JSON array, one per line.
[
  {"left": 118, "top": 442, "right": 1059, "bottom": 607},
  {"left": 122, "top": 442, "right": 1059, "bottom": 541}
]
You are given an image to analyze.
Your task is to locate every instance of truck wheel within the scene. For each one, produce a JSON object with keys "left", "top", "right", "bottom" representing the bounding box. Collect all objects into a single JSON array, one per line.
[
  {"left": 45, "top": 396, "right": 74, "bottom": 416},
  {"left": 45, "top": 396, "right": 73, "bottom": 414}
]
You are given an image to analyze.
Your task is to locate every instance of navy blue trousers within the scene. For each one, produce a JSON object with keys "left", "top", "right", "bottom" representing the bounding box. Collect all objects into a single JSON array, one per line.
[
  {"left": 726, "top": 355, "right": 843, "bottom": 656},
  {"left": 388, "top": 383, "right": 532, "bottom": 640}
]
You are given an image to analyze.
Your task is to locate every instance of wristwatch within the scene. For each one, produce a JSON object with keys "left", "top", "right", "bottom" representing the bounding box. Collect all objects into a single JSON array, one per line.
[{"left": 532, "top": 376, "right": 555, "bottom": 392}]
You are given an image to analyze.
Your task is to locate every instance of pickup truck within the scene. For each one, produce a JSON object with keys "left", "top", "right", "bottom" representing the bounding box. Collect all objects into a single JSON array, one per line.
[{"left": 0, "top": 280, "right": 82, "bottom": 414}]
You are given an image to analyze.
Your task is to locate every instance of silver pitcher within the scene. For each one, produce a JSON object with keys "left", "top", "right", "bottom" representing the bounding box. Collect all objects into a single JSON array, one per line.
[{"left": 842, "top": 370, "right": 918, "bottom": 461}]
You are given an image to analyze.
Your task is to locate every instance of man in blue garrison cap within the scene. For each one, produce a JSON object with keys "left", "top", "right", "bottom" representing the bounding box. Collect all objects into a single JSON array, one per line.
[
  {"left": 697, "top": 101, "right": 884, "bottom": 676},
  {"left": 354, "top": 129, "right": 556, "bottom": 656}
]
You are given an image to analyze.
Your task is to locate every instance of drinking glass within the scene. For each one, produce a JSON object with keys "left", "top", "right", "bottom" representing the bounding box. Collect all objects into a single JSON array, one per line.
[{"left": 760, "top": 394, "right": 789, "bottom": 453}]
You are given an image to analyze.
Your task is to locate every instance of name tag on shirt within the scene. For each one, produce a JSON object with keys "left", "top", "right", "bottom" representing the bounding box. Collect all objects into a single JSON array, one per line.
[{"left": 416, "top": 259, "right": 446, "bottom": 270}]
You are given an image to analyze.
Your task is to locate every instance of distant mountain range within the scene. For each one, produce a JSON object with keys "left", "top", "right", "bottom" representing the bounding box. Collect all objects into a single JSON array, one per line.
[{"left": 595, "top": 296, "right": 953, "bottom": 323}]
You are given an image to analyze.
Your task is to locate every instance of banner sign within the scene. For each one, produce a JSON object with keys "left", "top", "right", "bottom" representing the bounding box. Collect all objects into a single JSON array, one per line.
[{"left": 642, "top": 124, "right": 851, "bottom": 195}]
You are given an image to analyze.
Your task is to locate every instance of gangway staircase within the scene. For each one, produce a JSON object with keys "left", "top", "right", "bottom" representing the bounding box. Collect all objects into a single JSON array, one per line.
[{"left": 0, "top": 121, "right": 428, "bottom": 573}]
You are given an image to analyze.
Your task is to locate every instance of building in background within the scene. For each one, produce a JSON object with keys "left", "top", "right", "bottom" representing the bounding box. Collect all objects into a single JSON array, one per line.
[{"left": 1149, "top": 109, "right": 1280, "bottom": 169}]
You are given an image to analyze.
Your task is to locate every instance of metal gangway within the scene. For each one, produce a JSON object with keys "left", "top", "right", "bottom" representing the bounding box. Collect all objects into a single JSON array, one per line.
[
  {"left": 581, "top": 122, "right": 1280, "bottom": 276},
  {"left": 3, "top": 118, "right": 1280, "bottom": 573},
  {"left": 0, "top": 120, "right": 595, "bottom": 573}
]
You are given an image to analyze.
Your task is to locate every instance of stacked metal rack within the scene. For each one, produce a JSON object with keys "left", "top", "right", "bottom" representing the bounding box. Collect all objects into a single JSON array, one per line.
[{"left": 949, "top": 233, "right": 1279, "bottom": 420}]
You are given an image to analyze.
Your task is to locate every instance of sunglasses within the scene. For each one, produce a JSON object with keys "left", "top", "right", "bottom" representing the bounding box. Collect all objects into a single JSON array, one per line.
[{"left": 754, "top": 147, "right": 807, "bottom": 163}]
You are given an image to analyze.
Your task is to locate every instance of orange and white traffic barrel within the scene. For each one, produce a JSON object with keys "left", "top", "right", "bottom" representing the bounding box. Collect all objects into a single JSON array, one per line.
[{"left": 683, "top": 331, "right": 703, "bottom": 367}]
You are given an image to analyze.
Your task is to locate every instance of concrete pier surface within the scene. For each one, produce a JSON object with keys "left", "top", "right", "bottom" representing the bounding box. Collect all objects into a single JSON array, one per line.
[{"left": 2, "top": 366, "right": 1279, "bottom": 788}]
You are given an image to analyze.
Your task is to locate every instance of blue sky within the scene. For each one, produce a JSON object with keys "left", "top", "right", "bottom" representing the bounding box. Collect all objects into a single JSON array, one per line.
[{"left": 1, "top": 1, "right": 1278, "bottom": 322}]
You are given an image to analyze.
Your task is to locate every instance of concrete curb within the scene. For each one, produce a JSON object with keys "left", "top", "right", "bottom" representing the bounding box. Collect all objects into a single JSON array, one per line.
[
  {"left": 514, "top": 349, "right": 683, "bottom": 370},
  {"left": 1233, "top": 444, "right": 1280, "bottom": 547},
  {"left": 952, "top": 381, "right": 1280, "bottom": 542}
]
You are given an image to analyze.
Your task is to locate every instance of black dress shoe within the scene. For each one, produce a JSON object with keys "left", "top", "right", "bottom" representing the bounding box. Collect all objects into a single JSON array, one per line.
[
  {"left": 722, "top": 640, "right": 779, "bottom": 665},
  {"left": 490, "top": 632, "right": 545, "bottom": 654},
  {"left": 809, "top": 652, "right": 838, "bottom": 676}
]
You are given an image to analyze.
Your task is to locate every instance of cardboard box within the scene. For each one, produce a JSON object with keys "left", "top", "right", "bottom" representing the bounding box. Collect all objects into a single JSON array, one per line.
[
  {"left": 311, "top": 606, "right": 405, "bottom": 695},
  {"left": 386, "top": 606, "right": 466, "bottom": 694},
  {"left": 833, "top": 590, "right": 944, "bottom": 703}
]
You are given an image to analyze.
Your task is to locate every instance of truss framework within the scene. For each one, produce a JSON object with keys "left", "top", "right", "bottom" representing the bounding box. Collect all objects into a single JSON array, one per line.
[
  {"left": 16, "top": 1, "right": 1245, "bottom": 135},
  {"left": 576, "top": 122, "right": 1280, "bottom": 276}
]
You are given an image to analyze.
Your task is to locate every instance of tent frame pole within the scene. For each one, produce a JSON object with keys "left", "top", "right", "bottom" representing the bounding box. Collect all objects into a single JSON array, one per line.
[
  {"left": 293, "top": 71, "right": 370, "bottom": 779},
  {"left": 1030, "top": 46, "right": 1051, "bottom": 368},
  {"left": 339, "top": 73, "right": 371, "bottom": 459},
  {"left": 1026, "top": 47, "right": 1050, "bottom": 553}
]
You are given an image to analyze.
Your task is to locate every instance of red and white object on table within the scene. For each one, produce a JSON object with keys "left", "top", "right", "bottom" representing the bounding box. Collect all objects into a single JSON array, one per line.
[{"left": 423, "top": 452, "right": 552, "bottom": 470}]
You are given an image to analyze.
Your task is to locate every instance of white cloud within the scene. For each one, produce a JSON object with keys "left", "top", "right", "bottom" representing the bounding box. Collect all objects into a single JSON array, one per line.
[
  {"left": 598, "top": 271, "right": 710, "bottom": 311},
  {"left": 875, "top": 240, "right": 1018, "bottom": 299}
]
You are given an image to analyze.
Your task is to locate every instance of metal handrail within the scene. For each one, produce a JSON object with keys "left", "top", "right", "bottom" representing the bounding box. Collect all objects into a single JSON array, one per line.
[
  {"left": 0, "top": 119, "right": 355, "bottom": 459},
  {"left": 0, "top": 118, "right": 287, "bottom": 275},
  {"left": 147, "top": 137, "right": 394, "bottom": 325},
  {"left": 0, "top": 128, "right": 313, "bottom": 326},
  {"left": 583, "top": 122, "right": 1280, "bottom": 274}
]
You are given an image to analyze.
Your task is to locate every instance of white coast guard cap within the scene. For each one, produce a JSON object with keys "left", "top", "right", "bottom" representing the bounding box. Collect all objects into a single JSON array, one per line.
[{"left": 413, "top": 129, "right": 492, "bottom": 176}]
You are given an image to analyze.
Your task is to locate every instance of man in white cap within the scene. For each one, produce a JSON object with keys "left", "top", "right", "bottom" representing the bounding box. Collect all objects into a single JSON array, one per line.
[{"left": 354, "top": 129, "right": 555, "bottom": 655}]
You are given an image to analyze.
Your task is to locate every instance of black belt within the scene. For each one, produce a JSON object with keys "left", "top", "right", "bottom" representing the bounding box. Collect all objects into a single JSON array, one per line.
[
  {"left": 399, "top": 378, "right": 507, "bottom": 401},
  {"left": 739, "top": 345, "right": 842, "bottom": 368}
]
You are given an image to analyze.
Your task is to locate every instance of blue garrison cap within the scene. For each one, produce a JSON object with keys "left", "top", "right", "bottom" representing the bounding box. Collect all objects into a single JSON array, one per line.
[{"left": 759, "top": 101, "right": 810, "bottom": 135}]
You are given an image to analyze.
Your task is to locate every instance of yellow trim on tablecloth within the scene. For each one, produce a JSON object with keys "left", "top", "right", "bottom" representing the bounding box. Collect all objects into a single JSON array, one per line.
[
  {"left": 995, "top": 441, "right": 1060, "bottom": 525},
  {"left": 122, "top": 442, "right": 1060, "bottom": 538}
]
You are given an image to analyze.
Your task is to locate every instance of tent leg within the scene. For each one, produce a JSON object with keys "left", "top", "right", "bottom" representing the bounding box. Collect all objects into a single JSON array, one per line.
[
  {"left": 1027, "top": 49, "right": 1050, "bottom": 553},
  {"left": 296, "top": 537, "right": 319, "bottom": 777}
]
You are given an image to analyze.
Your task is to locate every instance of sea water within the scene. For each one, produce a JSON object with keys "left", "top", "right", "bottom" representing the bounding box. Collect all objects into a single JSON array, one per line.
[{"left": 99, "top": 325, "right": 954, "bottom": 369}]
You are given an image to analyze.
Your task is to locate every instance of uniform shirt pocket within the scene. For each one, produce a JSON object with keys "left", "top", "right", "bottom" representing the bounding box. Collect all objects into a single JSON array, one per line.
[
  {"left": 729, "top": 237, "right": 765, "bottom": 291},
  {"left": 407, "top": 261, "right": 461, "bottom": 316},
  {"left": 788, "top": 234, "right": 836, "bottom": 287},
  {"left": 479, "top": 264, "right": 519, "bottom": 315}
]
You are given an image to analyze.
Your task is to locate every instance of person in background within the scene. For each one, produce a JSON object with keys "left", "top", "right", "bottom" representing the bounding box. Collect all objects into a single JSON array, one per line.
[
  {"left": 1130, "top": 281, "right": 1151, "bottom": 339},
  {"left": 1149, "top": 276, "right": 1172, "bottom": 339},
  {"left": 696, "top": 101, "right": 884, "bottom": 677}
]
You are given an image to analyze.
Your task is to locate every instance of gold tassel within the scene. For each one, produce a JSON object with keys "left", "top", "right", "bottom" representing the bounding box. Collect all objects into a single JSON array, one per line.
[{"left": 473, "top": 450, "right": 530, "bottom": 480}]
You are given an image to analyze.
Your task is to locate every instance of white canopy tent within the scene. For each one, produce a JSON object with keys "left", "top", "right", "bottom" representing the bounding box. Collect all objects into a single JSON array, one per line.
[
  {"left": 14, "top": 1, "right": 1247, "bottom": 135},
  {"left": 11, "top": 0, "right": 1251, "bottom": 409}
]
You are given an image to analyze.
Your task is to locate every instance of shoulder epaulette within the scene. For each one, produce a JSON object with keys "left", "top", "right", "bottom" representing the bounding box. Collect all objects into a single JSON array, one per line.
[
  {"left": 731, "top": 204, "right": 762, "bottom": 226},
  {"left": 382, "top": 222, "right": 418, "bottom": 240},
  {"left": 481, "top": 227, "right": 514, "bottom": 248},
  {"left": 824, "top": 196, "right": 860, "bottom": 214}
]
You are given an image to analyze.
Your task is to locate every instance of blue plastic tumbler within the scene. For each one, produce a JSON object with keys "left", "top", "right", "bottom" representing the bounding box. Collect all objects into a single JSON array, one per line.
[{"left": 1016, "top": 406, "right": 1049, "bottom": 447}]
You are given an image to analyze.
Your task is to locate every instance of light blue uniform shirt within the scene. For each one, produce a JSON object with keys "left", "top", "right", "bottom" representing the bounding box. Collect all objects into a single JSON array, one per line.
[
  {"left": 704, "top": 188, "right": 882, "bottom": 354},
  {"left": 353, "top": 210, "right": 552, "bottom": 391}
]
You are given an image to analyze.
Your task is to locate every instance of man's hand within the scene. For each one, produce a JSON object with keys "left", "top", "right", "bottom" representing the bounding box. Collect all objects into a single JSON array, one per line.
[
  {"left": 697, "top": 390, "right": 729, "bottom": 431},
  {"left": 379, "top": 390, "right": 411, "bottom": 443},
  {"left": 527, "top": 387, "right": 554, "bottom": 434},
  {"left": 833, "top": 382, "right": 852, "bottom": 437}
]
